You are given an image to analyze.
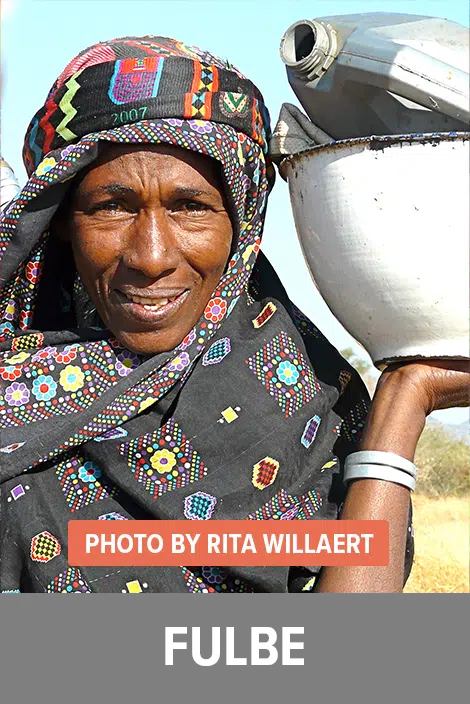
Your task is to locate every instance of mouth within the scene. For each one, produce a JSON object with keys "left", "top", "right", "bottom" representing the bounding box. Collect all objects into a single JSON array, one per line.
[{"left": 112, "top": 288, "right": 190, "bottom": 325}]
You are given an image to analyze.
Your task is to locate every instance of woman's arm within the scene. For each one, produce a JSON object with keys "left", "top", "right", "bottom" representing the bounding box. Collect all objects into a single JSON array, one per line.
[{"left": 315, "top": 360, "right": 470, "bottom": 592}]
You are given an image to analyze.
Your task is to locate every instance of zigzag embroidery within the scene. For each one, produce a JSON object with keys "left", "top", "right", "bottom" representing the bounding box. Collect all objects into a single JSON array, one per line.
[{"left": 56, "top": 70, "right": 84, "bottom": 142}]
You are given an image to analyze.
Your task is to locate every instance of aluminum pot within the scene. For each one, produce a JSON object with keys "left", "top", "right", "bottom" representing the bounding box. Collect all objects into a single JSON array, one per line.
[{"left": 281, "top": 133, "right": 470, "bottom": 368}]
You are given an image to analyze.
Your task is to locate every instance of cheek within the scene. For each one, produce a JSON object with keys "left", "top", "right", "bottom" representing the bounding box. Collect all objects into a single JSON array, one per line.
[
  {"left": 71, "top": 222, "right": 120, "bottom": 282},
  {"left": 182, "top": 219, "right": 233, "bottom": 279}
]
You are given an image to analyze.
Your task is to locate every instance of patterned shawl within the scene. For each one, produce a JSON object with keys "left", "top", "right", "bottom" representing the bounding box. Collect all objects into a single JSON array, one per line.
[{"left": 0, "top": 37, "right": 405, "bottom": 593}]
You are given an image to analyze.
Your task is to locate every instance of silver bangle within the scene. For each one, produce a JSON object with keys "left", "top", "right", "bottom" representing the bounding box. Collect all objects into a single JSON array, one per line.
[
  {"left": 344, "top": 463, "right": 416, "bottom": 491},
  {"left": 345, "top": 450, "right": 417, "bottom": 478}
]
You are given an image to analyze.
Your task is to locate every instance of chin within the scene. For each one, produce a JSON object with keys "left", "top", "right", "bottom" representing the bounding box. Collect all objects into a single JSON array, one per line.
[{"left": 111, "top": 331, "right": 184, "bottom": 356}]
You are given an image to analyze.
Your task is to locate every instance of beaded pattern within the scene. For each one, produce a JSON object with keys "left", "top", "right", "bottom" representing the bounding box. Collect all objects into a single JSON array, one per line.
[
  {"left": 252, "top": 457, "right": 279, "bottom": 490},
  {"left": 45, "top": 567, "right": 92, "bottom": 593},
  {"left": 340, "top": 398, "right": 368, "bottom": 443},
  {"left": 184, "top": 491, "right": 217, "bottom": 520},
  {"left": 182, "top": 567, "right": 254, "bottom": 593},
  {"left": 202, "top": 337, "right": 231, "bottom": 366},
  {"left": 0, "top": 341, "right": 120, "bottom": 429},
  {"left": 246, "top": 488, "right": 322, "bottom": 520},
  {"left": 301, "top": 415, "right": 322, "bottom": 449},
  {"left": 117, "top": 418, "right": 207, "bottom": 499},
  {"left": 56, "top": 456, "right": 117, "bottom": 512},
  {"left": 245, "top": 331, "right": 321, "bottom": 417},
  {"left": 30, "top": 531, "right": 61, "bottom": 563}
]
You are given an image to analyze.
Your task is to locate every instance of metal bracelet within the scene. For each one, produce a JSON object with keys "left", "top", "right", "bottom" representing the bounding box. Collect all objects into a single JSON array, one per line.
[
  {"left": 344, "top": 463, "right": 416, "bottom": 491},
  {"left": 345, "top": 450, "right": 417, "bottom": 478}
]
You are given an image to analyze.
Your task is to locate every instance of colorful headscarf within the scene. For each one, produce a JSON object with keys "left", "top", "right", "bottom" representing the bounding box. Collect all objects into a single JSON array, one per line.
[
  {"left": 0, "top": 38, "right": 409, "bottom": 594},
  {"left": 1, "top": 36, "right": 273, "bottom": 336}
]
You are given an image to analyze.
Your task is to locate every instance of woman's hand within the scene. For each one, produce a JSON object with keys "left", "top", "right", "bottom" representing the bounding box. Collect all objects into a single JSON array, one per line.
[
  {"left": 360, "top": 358, "right": 469, "bottom": 461},
  {"left": 376, "top": 359, "right": 470, "bottom": 416}
]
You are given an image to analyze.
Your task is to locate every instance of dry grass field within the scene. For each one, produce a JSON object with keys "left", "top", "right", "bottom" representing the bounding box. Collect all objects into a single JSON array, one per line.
[{"left": 404, "top": 495, "right": 469, "bottom": 593}]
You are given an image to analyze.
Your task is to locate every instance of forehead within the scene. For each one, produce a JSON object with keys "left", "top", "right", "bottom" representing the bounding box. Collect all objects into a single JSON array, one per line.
[{"left": 77, "top": 143, "right": 222, "bottom": 190}]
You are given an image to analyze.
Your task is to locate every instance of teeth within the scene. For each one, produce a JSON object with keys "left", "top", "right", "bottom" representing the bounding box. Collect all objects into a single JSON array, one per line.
[
  {"left": 127, "top": 294, "right": 172, "bottom": 308},
  {"left": 143, "top": 302, "right": 167, "bottom": 310}
]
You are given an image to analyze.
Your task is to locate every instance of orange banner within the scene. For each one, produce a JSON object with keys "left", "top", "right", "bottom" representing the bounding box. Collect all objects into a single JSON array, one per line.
[{"left": 68, "top": 520, "right": 389, "bottom": 567}]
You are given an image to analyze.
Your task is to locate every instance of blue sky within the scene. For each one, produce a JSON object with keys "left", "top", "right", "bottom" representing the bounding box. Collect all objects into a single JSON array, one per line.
[{"left": 1, "top": 0, "right": 468, "bottom": 424}]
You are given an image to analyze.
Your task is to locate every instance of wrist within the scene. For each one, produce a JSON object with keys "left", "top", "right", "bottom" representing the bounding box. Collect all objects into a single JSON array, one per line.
[{"left": 360, "top": 370, "right": 427, "bottom": 461}]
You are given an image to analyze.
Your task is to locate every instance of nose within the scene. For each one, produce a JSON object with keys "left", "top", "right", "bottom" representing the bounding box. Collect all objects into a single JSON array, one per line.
[{"left": 122, "top": 208, "right": 180, "bottom": 279}]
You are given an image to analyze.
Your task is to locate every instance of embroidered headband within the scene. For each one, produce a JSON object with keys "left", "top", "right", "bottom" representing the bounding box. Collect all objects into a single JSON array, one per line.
[{"left": 23, "top": 36, "right": 271, "bottom": 175}]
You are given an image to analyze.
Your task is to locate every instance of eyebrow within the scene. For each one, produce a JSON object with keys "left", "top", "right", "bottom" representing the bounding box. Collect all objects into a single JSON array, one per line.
[
  {"left": 82, "top": 185, "right": 211, "bottom": 199},
  {"left": 172, "top": 187, "right": 210, "bottom": 199},
  {"left": 83, "top": 184, "right": 136, "bottom": 199}
]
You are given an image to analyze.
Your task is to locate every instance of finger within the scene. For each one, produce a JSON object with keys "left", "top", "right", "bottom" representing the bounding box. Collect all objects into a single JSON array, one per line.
[{"left": 384, "top": 359, "right": 470, "bottom": 374}]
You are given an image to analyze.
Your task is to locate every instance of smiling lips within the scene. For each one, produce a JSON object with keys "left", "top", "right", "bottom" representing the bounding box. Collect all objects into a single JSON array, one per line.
[
  {"left": 124, "top": 292, "right": 180, "bottom": 310},
  {"left": 113, "top": 288, "right": 190, "bottom": 323}
]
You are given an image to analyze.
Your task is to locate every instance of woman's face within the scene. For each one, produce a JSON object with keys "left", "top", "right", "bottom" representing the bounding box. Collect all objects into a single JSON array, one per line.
[{"left": 67, "top": 143, "right": 233, "bottom": 355}]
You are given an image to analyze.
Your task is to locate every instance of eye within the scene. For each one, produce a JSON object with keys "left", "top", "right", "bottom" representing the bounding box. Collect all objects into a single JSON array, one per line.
[
  {"left": 174, "top": 200, "right": 211, "bottom": 214},
  {"left": 88, "top": 201, "right": 129, "bottom": 215},
  {"left": 85, "top": 200, "right": 132, "bottom": 216}
]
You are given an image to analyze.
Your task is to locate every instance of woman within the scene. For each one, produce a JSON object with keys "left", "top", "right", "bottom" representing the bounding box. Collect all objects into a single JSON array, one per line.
[{"left": 0, "top": 37, "right": 468, "bottom": 593}]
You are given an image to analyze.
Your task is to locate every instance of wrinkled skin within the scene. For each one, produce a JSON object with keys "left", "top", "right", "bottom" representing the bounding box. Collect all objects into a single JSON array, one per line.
[
  {"left": 379, "top": 359, "right": 470, "bottom": 414},
  {"left": 65, "top": 143, "right": 233, "bottom": 355}
]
